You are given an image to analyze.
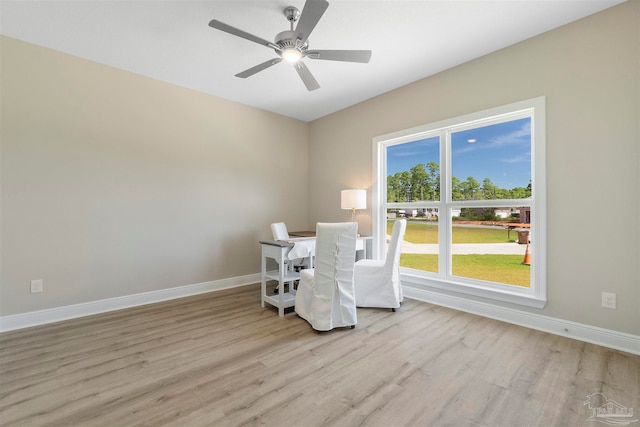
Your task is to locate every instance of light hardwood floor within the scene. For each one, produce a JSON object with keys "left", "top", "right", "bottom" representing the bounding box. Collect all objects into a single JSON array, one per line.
[{"left": 1, "top": 284, "right": 638, "bottom": 427}]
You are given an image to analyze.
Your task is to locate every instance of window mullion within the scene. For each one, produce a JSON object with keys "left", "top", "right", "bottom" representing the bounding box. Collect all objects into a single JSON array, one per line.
[{"left": 440, "top": 130, "right": 450, "bottom": 277}]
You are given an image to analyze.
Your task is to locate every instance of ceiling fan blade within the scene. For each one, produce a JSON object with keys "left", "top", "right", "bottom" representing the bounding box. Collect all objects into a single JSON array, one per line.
[
  {"left": 235, "top": 58, "right": 282, "bottom": 78},
  {"left": 209, "top": 20, "right": 281, "bottom": 51},
  {"left": 294, "top": 0, "right": 329, "bottom": 45},
  {"left": 294, "top": 61, "right": 320, "bottom": 91},
  {"left": 306, "top": 50, "right": 372, "bottom": 63}
]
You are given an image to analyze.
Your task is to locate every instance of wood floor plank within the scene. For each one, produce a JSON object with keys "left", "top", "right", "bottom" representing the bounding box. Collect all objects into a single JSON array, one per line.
[{"left": 1, "top": 283, "right": 638, "bottom": 426}]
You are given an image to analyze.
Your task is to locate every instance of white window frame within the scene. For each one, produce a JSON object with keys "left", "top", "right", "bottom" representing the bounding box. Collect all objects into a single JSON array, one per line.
[{"left": 372, "top": 97, "right": 546, "bottom": 308}]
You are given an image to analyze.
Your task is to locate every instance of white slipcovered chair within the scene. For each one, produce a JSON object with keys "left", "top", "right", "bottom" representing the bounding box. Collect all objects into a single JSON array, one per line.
[
  {"left": 295, "top": 222, "right": 358, "bottom": 331},
  {"left": 271, "top": 222, "right": 289, "bottom": 240},
  {"left": 270, "top": 220, "right": 312, "bottom": 267},
  {"left": 354, "top": 219, "right": 407, "bottom": 311},
  {"left": 271, "top": 221, "right": 314, "bottom": 266}
]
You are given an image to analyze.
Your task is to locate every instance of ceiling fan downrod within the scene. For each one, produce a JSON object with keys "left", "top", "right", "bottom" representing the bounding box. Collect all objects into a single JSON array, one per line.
[
  {"left": 276, "top": 6, "right": 307, "bottom": 62},
  {"left": 283, "top": 6, "right": 301, "bottom": 30}
]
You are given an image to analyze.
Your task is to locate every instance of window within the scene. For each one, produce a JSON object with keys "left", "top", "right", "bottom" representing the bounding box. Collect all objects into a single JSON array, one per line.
[{"left": 373, "top": 97, "right": 546, "bottom": 308}]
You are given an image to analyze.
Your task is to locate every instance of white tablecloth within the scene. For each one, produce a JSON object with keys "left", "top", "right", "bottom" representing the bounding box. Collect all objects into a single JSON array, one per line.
[{"left": 283, "top": 237, "right": 316, "bottom": 260}]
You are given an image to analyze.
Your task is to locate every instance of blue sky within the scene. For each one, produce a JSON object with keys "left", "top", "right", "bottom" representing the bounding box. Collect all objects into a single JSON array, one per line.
[{"left": 387, "top": 118, "right": 531, "bottom": 189}]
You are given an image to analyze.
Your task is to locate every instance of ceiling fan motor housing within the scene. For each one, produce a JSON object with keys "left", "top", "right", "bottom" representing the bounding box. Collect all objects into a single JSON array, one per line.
[{"left": 275, "top": 30, "right": 308, "bottom": 54}]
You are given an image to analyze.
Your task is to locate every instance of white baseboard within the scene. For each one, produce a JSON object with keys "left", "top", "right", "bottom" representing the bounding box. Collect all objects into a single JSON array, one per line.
[
  {"left": 0, "top": 273, "right": 261, "bottom": 333},
  {"left": 403, "top": 285, "right": 640, "bottom": 356},
  {"left": 3, "top": 276, "right": 638, "bottom": 356}
]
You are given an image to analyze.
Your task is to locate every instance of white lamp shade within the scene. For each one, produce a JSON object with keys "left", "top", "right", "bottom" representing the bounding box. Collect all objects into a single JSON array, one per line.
[{"left": 341, "top": 189, "right": 366, "bottom": 210}]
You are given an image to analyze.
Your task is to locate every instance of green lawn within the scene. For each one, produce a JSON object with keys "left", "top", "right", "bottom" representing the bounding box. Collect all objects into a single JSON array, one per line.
[
  {"left": 400, "top": 254, "right": 530, "bottom": 288},
  {"left": 391, "top": 220, "right": 530, "bottom": 288},
  {"left": 388, "top": 220, "right": 514, "bottom": 244}
]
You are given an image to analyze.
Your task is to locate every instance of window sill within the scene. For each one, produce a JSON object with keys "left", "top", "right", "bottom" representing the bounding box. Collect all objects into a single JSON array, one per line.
[{"left": 401, "top": 270, "right": 547, "bottom": 309}]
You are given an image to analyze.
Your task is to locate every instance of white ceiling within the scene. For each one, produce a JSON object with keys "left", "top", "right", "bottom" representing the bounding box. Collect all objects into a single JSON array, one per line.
[{"left": 0, "top": 0, "right": 624, "bottom": 122}]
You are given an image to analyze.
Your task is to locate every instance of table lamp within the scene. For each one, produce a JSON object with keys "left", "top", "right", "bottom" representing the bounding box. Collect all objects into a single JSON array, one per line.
[{"left": 341, "top": 189, "right": 366, "bottom": 222}]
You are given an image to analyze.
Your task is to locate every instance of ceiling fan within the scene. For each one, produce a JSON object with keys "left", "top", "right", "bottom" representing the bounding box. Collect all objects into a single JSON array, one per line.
[{"left": 208, "top": 0, "right": 372, "bottom": 91}]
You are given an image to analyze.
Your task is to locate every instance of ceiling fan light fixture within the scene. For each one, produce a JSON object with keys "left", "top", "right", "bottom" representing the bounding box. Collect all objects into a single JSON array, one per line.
[{"left": 282, "top": 48, "right": 302, "bottom": 63}]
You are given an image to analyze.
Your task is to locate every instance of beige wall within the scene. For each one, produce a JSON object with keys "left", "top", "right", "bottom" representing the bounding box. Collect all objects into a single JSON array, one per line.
[
  {"left": 308, "top": 1, "right": 639, "bottom": 335},
  {"left": 1, "top": 37, "right": 309, "bottom": 315}
]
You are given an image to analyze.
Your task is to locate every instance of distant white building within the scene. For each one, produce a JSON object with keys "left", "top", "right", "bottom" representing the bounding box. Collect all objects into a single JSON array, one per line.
[{"left": 495, "top": 209, "right": 511, "bottom": 219}]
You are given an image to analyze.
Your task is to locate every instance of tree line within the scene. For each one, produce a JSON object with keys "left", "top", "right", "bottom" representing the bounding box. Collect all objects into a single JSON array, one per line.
[{"left": 387, "top": 162, "right": 531, "bottom": 202}]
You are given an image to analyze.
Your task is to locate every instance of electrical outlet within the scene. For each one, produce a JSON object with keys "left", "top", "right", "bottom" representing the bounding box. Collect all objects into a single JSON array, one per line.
[
  {"left": 601, "top": 292, "right": 616, "bottom": 309},
  {"left": 30, "top": 279, "right": 43, "bottom": 294}
]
